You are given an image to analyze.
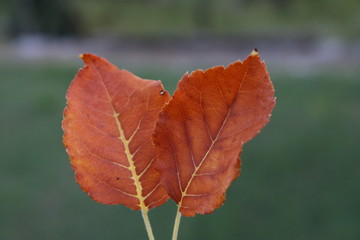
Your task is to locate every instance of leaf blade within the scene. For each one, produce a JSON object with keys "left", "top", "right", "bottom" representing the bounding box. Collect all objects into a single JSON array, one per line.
[
  {"left": 153, "top": 51, "right": 276, "bottom": 216},
  {"left": 63, "top": 53, "right": 170, "bottom": 210}
]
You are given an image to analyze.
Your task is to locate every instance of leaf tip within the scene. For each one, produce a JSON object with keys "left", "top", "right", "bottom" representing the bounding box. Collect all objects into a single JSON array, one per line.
[
  {"left": 78, "top": 53, "right": 98, "bottom": 64},
  {"left": 250, "top": 48, "right": 259, "bottom": 56}
]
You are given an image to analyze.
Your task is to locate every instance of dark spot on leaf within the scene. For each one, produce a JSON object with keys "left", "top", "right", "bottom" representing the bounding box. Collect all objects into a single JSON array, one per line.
[{"left": 116, "top": 177, "right": 120, "bottom": 180}]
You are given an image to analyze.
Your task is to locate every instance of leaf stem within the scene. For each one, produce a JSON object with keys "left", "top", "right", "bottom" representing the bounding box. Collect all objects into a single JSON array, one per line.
[
  {"left": 172, "top": 206, "right": 182, "bottom": 240},
  {"left": 141, "top": 208, "right": 155, "bottom": 240}
]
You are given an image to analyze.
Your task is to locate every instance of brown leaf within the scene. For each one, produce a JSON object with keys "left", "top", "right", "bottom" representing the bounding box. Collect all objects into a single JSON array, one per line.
[
  {"left": 153, "top": 50, "right": 276, "bottom": 216},
  {"left": 62, "top": 53, "right": 170, "bottom": 210}
]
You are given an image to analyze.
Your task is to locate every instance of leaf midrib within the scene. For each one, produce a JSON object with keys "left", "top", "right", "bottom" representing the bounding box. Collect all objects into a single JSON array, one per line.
[
  {"left": 90, "top": 62, "right": 147, "bottom": 210},
  {"left": 178, "top": 64, "right": 249, "bottom": 209}
]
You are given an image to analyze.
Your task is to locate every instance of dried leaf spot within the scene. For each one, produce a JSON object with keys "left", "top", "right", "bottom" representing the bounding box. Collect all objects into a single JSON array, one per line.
[{"left": 251, "top": 48, "right": 259, "bottom": 56}]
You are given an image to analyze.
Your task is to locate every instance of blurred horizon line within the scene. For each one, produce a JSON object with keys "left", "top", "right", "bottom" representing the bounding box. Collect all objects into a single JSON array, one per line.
[{"left": 0, "top": 33, "right": 359, "bottom": 77}]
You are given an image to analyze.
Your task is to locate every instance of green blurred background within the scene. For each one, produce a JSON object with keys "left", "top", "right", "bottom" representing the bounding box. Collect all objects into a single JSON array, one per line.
[{"left": 0, "top": 0, "right": 359, "bottom": 239}]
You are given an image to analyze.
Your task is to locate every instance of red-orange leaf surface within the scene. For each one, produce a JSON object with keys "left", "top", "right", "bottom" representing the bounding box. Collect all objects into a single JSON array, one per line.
[
  {"left": 63, "top": 53, "right": 170, "bottom": 211},
  {"left": 153, "top": 50, "right": 276, "bottom": 216}
]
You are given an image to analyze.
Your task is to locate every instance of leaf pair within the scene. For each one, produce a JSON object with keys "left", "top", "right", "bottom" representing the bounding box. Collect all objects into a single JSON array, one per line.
[{"left": 62, "top": 51, "right": 275, "bottom": 236}]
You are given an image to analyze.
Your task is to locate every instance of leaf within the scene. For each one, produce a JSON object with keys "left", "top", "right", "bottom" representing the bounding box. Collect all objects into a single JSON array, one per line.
[
  {"left": 153, "top": 50, "right": 276, "bottom": 217},
  {"left": 62, "top": 53, "right": 170, "bottom": 211}
]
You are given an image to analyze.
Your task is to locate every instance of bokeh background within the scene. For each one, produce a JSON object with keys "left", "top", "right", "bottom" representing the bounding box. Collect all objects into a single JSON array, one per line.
[{"left": 1, "top": 0, "right": 359, "bottom": 239}]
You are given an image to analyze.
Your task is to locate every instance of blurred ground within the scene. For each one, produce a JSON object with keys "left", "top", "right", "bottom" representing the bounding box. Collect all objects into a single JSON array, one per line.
[
  {"left": 0, "top": 0, "right": 359, "bottom": 240},
  {"left": 1, "top": 34, "right": 360, "bottom": 76}
]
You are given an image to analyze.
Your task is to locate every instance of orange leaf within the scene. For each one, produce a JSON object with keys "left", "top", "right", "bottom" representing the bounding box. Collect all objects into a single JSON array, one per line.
[
  {"left": 153, "top": 50, "right": 276, "bottom": 216},
  {"left": 62, "top": 53, "right": 170, "bottom": 211}
]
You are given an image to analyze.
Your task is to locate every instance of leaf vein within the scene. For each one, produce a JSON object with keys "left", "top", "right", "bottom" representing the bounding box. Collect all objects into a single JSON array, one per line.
[
  {"left": 178, "top": 65, "right": 250, "bottom": 209},
  {"left": 89, "top": 60, "right": 147, "bottom": 209},
  {"left": 139, "top": 157, "right": 156, "bottom": 178}
]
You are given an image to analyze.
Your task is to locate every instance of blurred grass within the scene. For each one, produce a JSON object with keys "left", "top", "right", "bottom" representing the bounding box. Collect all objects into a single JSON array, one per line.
[
  {"left": 1, "top": 0, "right": 360, "bottom": 39},
  {"left": 73, "top": 0, "right": 360, "bottom": 38},
  {"left": 0, "top": 62, "right": 359, "bottom": 240}
]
